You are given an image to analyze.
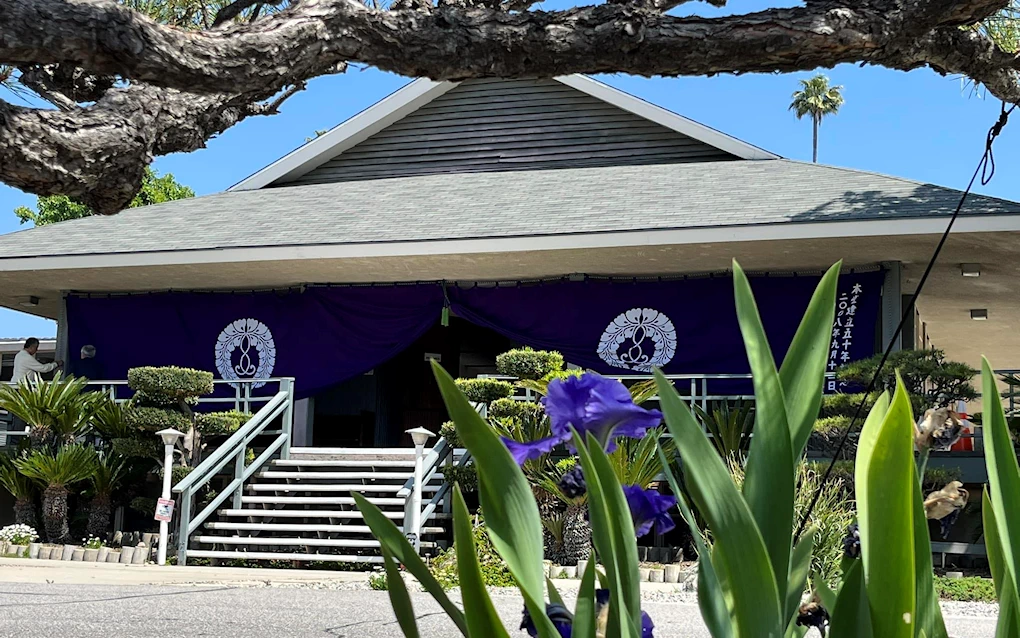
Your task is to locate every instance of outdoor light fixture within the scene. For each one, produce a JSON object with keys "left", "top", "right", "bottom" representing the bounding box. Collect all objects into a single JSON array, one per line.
[
  {"left": 155, "top": 428, "right": 184, "bottom": 566},
  {"left": 961, "top": 264, "right": 981, "bottom": 278},
  {"left": 971, "top": 309, "right": 989, "bottom": 320},
  {"left": 20, "top": 296, "right": 39, "bottom": 307},
  {"left": 406, "top": 426, "right": 434, "bottom": 448}
]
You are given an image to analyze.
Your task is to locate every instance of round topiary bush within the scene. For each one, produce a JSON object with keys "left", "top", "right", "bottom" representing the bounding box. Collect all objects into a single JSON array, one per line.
[
  {"left": 454, "top": 378, "right": 514, "bottom": 404},
  {"left": 112, "top": 437, "right": 160, "bottom": 459},
  {"left": 489, "top": 397, "right": 546, "bottom": 422},
  {"left": 128, "top": 367, "right": 214, "bottom": 403},
  {"left": 495, "top": 348, "right": 564, "bottom": 380},
  {"left": 195, "top": 410, "right": 250, "bottom": 435},
  {"left": 439, "top": 421, "right": 462, "bottom": 448},
  {"left": 124, "top": 406, "right": 191, "bottom": 433},
  {"left": 443, "top": 464, "right": 478, "bottom": 492}
]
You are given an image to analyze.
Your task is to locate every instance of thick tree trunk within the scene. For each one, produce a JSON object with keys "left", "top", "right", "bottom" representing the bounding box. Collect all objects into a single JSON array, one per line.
[
  {"left": 41, "top": 485, "right": 70, "bottom": 544},
  {"left": 14, "top": 497, "right": 37, "bottom": 529},
  {"left": 87, "top": 494, "right": 112, "bottom": 540}
]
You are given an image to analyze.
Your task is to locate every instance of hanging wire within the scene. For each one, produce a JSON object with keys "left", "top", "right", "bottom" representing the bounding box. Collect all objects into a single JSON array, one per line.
[{"left": 794, "top": 102, "right": 1015, "bottom": 541}]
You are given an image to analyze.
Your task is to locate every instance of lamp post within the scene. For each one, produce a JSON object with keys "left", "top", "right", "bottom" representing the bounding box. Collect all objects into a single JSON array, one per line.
[
  {"left": 156, "top": 428, "right": 184, "bottom": 566},
  {"left": 404, "top": 427, "right": 434, "bottom": 551}
]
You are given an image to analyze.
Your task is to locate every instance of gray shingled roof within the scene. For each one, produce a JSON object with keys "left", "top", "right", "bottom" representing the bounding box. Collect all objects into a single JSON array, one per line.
[{"left": 1, "top": 159, "right": 1016, "bottom": 259}]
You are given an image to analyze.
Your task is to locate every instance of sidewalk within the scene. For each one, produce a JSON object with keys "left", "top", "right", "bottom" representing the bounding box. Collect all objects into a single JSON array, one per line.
[{"left": 0, "top": 557, "right": 370, "bottom": 587}]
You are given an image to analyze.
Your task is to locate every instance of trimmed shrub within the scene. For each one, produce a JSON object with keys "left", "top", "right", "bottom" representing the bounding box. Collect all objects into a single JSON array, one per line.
[
  {"left": 128, "top": 367, "right": 214, "bottom": 402},
  {"left": 496, "top": 348, "right": 564, "bottom": 380},
  {"left": 431, "top": 516, "right": 515, "bottom": 590},
  {"left": 934, "top": 576, "right": 996, "bottom": 602},
  {"left": 454, "top": 378, "right": 514, "bottom": 404},
  {"left": 444, "top": 464, "right": 478, "bottom": 493},
  {"left": 124, "top": 406, "right": 190, "bottom": 433},
  {"left": 160, "top": 464, "right": 194, "bottom": 485},
  {"left": 439, "top": 421, "right": 461, "bottom": 449},
  {"left": 819, "top": 392, "right": 879, "bottom": 418},
  {"left": 805, "top": 460, "right": 962, "bottom": 496},
  {"left": 489, "top": 397, "right": 546, "bottom": 422},
  {"left": 814, "top": 415, "right": 851, "bottom": 435},
  {"left": 112, "top": 437, "right": 160, "bottom": 459},
  {"left": 196, "top": 410, "right": 250, "bottom": 435}
]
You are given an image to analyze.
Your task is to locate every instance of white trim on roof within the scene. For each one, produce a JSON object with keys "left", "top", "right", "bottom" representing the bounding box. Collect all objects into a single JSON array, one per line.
[
  {"left": 552, "top": 75, "right": 778, "bottom": 161},
  {"left": 1, "top": 214, "right": 1017, "bottom": 273},
  {"left": 229, "top": 74, "right": 778, "bottom": 191},
  {"left": 230, "top": 79, "right": 458, "bottom": 191}
]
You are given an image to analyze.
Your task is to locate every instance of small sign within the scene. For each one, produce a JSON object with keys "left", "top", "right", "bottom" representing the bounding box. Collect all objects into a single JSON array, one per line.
[
  {"left": 154, "top": 498, "right": 175, "bottom": 522},
  {"left": 424, "top": 353, "right": 442, "bottom": 362}
]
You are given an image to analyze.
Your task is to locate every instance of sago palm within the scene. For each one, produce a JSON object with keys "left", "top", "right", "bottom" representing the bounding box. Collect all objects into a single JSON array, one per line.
[
  {"left": 86, "top": 453, "right": 127, "bottom": 539},
  {"left": 0, "top": 455, "right": 37, "bottom": 528},
  {"left": 15, "top": 445, "right": 97, "bottom": 543},
  {"left": 790, "top": 74, "right": 845, "bottom": 163},
  {"left": 0, "top": 377, "right": 104, "bottom": 450}
]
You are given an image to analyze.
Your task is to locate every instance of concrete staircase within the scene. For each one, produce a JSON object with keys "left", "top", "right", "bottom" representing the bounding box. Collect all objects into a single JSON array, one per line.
[{"left": 186, "top": 447, "right": 457, "bottom": 564}]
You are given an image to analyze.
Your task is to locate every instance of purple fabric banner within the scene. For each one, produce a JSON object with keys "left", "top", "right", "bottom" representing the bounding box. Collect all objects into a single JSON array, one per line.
[
  {"left": 66, "top": 286, "right": 444, "bottom": 399},
  {"left": 450, "top": 271, "right": 883, "bottom": 377}
]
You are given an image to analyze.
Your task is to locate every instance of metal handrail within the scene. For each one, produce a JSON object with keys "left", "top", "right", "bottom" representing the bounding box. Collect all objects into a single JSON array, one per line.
[
  {"left": 421, "top": 448, "right": 472, "bottom": 524},
  {"left": 171, "top": 377, "right": 295, "bottom": 565}
]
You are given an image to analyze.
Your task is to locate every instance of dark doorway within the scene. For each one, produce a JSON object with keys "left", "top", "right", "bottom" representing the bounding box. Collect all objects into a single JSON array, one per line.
[{"left": 311, "top": 317, "right": 513, "bottom": 447}]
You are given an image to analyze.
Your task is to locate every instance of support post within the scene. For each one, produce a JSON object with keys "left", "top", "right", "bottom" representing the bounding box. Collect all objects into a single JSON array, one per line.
[
  {"left": 404, "top": 427, "right": 434, "bottom": 552},
  {"left": 156, "top": 428, "right": 184, "bottom": 566},
  {"left": 233, "top": 448, "right": 245, "bottom": 509},
  {"left": 281, "top": 378, "right": 295, "bottom": 459},
  {"left": 881, "top": 261, "right": 903, "bottom": 353}
]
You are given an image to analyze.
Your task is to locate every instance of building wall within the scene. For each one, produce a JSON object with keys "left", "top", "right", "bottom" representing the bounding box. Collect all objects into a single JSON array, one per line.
[{"left": 288, "top": 78, "right": 736, "bottom": 185}]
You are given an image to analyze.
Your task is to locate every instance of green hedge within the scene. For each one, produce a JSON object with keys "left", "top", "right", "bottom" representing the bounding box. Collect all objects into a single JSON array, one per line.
[
  {"left": 814, "top": 415, "right": 851, "bottom": 435},
  {"left": 806, "top": 460, "right": 962, "bottom": 494},
  {"left": 454, "top": 378, "right": 514, "bottom": 404},
  {"left": 124, "top": 406, "right": 190, "bottom": 432},
  {"left": 128, "top": 366, "right": 214, "bottom": 402},
  {"left": 934, "top": 576, "right": 996, "bottom": 602},
  {"left": 495, "top": 348, "right": 564, "bottom": 380},
  {"left": 489, "top": 397, "right": 546, "bottom": 422},
  {"left": 439, "top": 421, "right": 461, "bottom": 448},
  {"left": 819, "top": 393, "right": 879, "bottom": 418},
  {"left": 112, "top": 437, "right": 160, "bottom": 459},
  {"left": 443, "top": 464, "right": 478, "bottom": 492},
  {"left": 196, "top": 410, "right": 250, "bottom": 435},
  {"left": 161, "top": 464, "right": 194, "bottom": 485}
]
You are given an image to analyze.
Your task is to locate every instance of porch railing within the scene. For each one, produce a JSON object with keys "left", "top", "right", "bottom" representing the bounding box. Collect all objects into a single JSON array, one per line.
[
  {"left": 171, "top": 377, "right": 295, "bottom": 565},
  {"left": 398, "top": 437, "right": 472, "bottom": 549}
]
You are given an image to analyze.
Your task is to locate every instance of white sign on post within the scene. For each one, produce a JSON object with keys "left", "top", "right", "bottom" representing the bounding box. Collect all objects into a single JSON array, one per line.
[{"left": 154, "top": 498, "right": 175, "bottom": 522}]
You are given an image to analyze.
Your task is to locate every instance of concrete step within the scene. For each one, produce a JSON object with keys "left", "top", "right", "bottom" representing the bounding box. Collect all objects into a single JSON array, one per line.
[
  {"left": 217, "top": 509, "right": 451, "bottom": 520},
  {"left": 270, "top": 459, "right": 416, "bottom": 468},
  {"left": 204, "top": 521, "right": 447, "bottom": 534},
  {"left": 185, "top": 549, "right": 385, "bottom": 563},
  {"left": 240, "top": 496, "right": 404, "bottom": 506},
  {"left": 196, "top": 536, "right": 383, "bottom": 548},
  {"left": 257, "top": 471, "right": 420, "bottom": 480},
  {"left": 247, "top": 483, "right": 440, "bottom": 493}
]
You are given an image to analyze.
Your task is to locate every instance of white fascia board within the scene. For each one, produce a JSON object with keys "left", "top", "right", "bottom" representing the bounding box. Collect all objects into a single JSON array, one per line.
[
  {"left": 2, "top": 215, "right": 1018, "bottom": 273},
  {"left": 554, "top": 75, "right": 779, "bottom": 161},
  {"left": 229, "top": 79, "right": 459, "bottom": 191}
]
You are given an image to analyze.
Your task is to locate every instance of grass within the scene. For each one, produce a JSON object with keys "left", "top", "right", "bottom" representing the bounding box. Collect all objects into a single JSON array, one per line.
[{"left": 934, "top": 576, "right": 996, "bottom": 602}]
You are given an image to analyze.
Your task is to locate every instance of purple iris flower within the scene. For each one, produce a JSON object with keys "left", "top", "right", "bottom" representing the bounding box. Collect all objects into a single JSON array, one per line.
[
  {"left": 622, "top": 485, "right": 677, "bottom": 537},
  {"left": 520, "top": 603, "right": 572, "bottom": 638},
  {"left": 595, "top": 589, "right": 655, "bottom": 638},
  {"left": 544, "top": 374, "right": 662, "bottom": 449},
  {"left": 501, "top": 435, "right": 562, "bottom": 465}
]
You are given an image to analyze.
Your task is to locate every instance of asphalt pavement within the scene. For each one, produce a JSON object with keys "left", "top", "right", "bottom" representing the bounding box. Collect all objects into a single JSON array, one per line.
[{"left": 0, "top": 582, "right": 999, "bottom": 638}]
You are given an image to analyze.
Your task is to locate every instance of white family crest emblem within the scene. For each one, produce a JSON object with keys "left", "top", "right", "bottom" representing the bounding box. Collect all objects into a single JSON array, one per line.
[
  {"left": 597, "top": 308, "right": 677, "bottom": 372},
  {"left": 214, "top": 318, "right": 276, "bottom": 389}
]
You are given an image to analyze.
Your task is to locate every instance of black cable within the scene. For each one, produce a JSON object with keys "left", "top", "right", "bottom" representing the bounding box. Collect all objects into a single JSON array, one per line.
[{"left": 794, "top": 102, "right": 1015, "bottom": 541}]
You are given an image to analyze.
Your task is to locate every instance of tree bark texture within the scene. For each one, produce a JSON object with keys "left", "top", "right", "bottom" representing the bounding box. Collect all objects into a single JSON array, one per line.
[
  {"left": 87, "top": 494, "right": 112, "bottom": 540},
  {"left": 812, "top": 115, "right": 819, "bottom": 164},
  {"left": 41, "top": 485, "right": 71, "bottom": 544},
  {"left": 0, "top": 0, "right": 1018, "bottom": 211},
  {"left": 14, "top": 497, "right": 38, "bottom": 530}
]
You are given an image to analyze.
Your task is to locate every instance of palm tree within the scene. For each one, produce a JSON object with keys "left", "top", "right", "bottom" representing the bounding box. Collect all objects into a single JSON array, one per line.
[
  {"left": 86, "top": 453, "right": 127, "bottom": 539},
  {"left": 790, "top": 74, "right": 845, "bottom": 163},
  {"left": 15, "top": 445, "right": 97, "bottom": 543},
  {"left": 0, "top": 377, "right": 104, "bottom": 451},
  {"left": 0, "top": 456, "right": 37, "bottom": 527}
]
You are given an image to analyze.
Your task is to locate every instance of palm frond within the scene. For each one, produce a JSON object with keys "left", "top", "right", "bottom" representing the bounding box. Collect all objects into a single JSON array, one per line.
[
  {"left": 0, "top": 377, "right": 104, "bottom": 443},
  {"left": 91, "top": 399, "right": 134, "bottom": 439},
  {"left": 693, "top": 400, "right": 755, "bottom": 460},
  {"left": 608, "top": 426, "right": 675, "bottom": 489},
  {"left": 0, "top": 456, "right": 35, "bottom": 499},
  {"left": 90, "top": 453, "right": 128, "bottom": 496},
  {"left": 15, "top": 444, "right": 98, "bottom": 488}
]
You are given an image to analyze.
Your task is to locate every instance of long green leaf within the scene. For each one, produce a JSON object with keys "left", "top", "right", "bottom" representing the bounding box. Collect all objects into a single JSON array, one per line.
[
  {"left": 381, "top": 547, "right": 421, "bottom": 638},
  {"left": 812, "top": 574, "right": 837, "bottom": 613},
  {"left": 453, "top": 485, "right": 510, "bottom": 638},
  {"left": 656, "top": 445, "right": 733, "bottom": 638},
  {"left": 785, "top": 529, "right": 814, "bottom": 627},
  {"left": 779, "top": 262, "right": 841, "bottom": 459},
  {"left": 985, "top": 488, "right": 1020, "bottom": 637},
  {"left": 829, "top": 560, "right": 873, "bottom": 638},
  {"left": 911, "top": 463, "right": 947, "bottom": 638},
  {"left": 432, "top": 362, "right": 558, "bottom": 638},
  {"left": 733, "top": 261, "right": 795, "bottom": 603},
  {"left": 855, "top": 376, "right": 915, "bottom": 638},
  {"left": 572, "top": 555, "right": 598, "bottom": 638},
  {"left": 982, "top": 357, "right": 1020, "bottom": 596},
  {"left": 654, "top": 370, "right": 783, "bottom": 637},
  {"left": 353, "top": 493, "right": 468, "bottom": 635},
  {"left": 572, "top": 430, "right": 640, "bottom": 638}
]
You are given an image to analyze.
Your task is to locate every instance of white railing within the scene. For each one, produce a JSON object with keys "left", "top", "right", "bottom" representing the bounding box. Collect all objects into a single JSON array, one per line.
[
  {"left": 172, "top": 378, "right": 295, "bottom": 565},
  {"left": 397, "top": 437, "right": 472, "bottom": 549}
]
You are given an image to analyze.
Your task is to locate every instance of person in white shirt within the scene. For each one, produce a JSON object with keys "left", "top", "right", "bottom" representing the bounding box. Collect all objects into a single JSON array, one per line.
[{"left": 12, "top": 338, "right": 63, "bottom": 384}]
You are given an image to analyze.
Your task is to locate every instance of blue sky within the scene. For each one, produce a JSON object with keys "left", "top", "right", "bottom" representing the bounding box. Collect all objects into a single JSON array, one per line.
[{"left": 2, "top": 42, "right": 1018, "bottom": 339}]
